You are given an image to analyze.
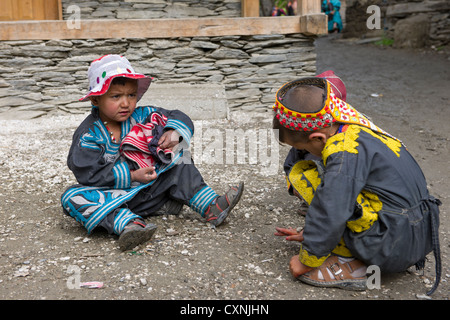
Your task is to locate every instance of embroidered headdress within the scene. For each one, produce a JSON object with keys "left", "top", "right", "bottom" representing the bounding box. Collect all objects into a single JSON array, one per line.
[
  {"left": 80, "top": 54, "right": 151, "bottom": 102},
  {"left": 272, "top": 77, "right": 394, "bottom": 139}
]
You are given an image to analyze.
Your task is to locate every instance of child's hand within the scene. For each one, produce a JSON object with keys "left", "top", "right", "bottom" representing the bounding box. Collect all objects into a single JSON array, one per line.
[
  {"left": 158, "top": 129, "right": 181, "bottom": 151},
  {"left": 274, "top": 227, "right": 304, "bottom": 242},
  {"left": 131, "top": 167, "right": 157, "bottom": 183},
  {"left": 289, "top": 255, "right": 313, "bottom": 278}
]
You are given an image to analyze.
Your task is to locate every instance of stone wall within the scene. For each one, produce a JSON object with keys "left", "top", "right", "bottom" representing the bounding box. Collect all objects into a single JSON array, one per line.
[
  {"left": 61, "top": 0, "right": 242, "bottom": 20},
  {"left": 344, "top": 0, "right": 450, "bottom": 48},
  {"left": 0, "top": 34, "right": 316, "bottom": 116}
]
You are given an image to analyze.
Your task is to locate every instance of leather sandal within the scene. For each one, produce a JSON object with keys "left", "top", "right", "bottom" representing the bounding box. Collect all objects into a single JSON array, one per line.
[
  {"left": 298, "top": 255, "right": 367, "bottom": 291},
  {"left": 204, "top": 181, "right": 244, "bottom": 227}
]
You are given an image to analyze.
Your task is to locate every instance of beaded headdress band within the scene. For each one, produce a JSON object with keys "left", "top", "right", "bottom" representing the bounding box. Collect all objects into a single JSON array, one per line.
[
  {"left": 273, "top": 78, "right": 334, "bottom": 131},
  {"left": 273, "top": 77, "right": 393, "bottom": 139}
]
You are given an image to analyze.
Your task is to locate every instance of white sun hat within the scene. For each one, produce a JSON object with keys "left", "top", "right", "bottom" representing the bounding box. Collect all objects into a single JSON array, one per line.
[{"left": 79, "top": 54, "right": 151, "bottom": 102}]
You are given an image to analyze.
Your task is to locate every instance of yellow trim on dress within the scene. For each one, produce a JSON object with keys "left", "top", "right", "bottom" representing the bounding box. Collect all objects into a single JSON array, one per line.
[
  {"left": 322, "top": 125, "right": 402, "bottom": 166},
  {"left": 299, "top": 245, "right": 329, "bottom": 268},
  {"left": 347, "top": 190, "right": 382, "bottom": 233},
  {"left": 288, "top": 160, "right": 321, "bottom": 205},
  {"left": 360, "top": 126, "right": 402, "bottom": 157},
  {"left": 300, "top": 238, "right": 352, "bottom": 267},
  {"left": 332, "top": 238, "right": 353, "bottom": 257},
  {"left": 322, "top": 125, "right": 360, "bottom": 165}
]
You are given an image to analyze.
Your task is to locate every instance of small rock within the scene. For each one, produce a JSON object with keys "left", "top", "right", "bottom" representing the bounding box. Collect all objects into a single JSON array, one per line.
[
  {"left": 416, "top": 294, "right": 432, "bottom": 300},
  {"left": 14, "top": 266, "right": 30, "bottom": 277},
  {"left": 254, "top": 266, "right": 263, "bottom": 275}
]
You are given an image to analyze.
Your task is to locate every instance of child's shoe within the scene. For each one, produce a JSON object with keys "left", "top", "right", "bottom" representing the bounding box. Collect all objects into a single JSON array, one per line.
[
  {"left": 298, "top": 255, "right": 367, "bottom": 291},
  {"left": 118, "top": 219, "right": 157, "bottom": 251},
  {"left": 204, "top": 182, "right": 244, "bottom": 227}
]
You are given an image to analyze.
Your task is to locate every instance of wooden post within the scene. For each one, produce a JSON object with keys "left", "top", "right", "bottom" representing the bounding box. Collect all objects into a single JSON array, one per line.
[
  {"left": 297, "top": 0, "right": 327, "bottom": 36},
  {"left": 297, "top": 0, "right": 322, "bottom": 16},
  {"left": 57, "top": 0, "right": 63, "bottom": 20},
  {"left": 241, "top": 0, "right": 259, "bottom": 17}
]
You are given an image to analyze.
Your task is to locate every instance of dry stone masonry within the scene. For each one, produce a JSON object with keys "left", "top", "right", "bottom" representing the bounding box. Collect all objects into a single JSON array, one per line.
[
  {"left": 0, "top": 35, "right": 316, "bottom": 115},
  {"left": 61, "top": 0, "right": 242, "bottom": 20}
]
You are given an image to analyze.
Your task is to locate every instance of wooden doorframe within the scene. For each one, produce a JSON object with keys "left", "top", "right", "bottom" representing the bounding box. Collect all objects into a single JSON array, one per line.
[
  {"left": 44, "top": 0, "right": 63, "bottom": 20},
  {"left": 0, "top": 0, "right": 62, "bottom": 21},
  {"left": 241, "top": 0, "right": 260, "bottom": 17},
  {"left": 56, "top": 0, "right": 63, "bottom": 20}
]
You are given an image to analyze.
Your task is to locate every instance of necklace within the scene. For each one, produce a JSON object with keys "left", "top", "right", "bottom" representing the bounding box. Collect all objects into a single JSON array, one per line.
[{"left": 104, "top": 121, "right": 117, "bottom": 143}]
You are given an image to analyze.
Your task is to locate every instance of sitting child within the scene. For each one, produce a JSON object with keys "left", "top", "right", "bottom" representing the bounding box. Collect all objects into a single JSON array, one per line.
[
  {"left": 61, "top": 54, "right": 244, "bottom": 251},
  {"left": 272, "top": 76, "right": 441, "bottom": 295}
]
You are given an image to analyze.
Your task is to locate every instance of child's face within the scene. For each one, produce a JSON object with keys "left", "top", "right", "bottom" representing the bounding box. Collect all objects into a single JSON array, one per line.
[{"left": 91, "top": 80, "right": 138, "bottom": 124}]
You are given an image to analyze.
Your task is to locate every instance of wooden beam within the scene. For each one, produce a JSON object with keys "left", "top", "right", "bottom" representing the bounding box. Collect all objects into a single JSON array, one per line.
[{"left": 0, "top": 16, "right": 326, "bottom": 41}]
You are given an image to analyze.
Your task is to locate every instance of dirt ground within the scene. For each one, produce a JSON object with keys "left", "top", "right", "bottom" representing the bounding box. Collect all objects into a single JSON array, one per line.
[{"left": 0, "top": 36, "right": 448, "bottom": 305}]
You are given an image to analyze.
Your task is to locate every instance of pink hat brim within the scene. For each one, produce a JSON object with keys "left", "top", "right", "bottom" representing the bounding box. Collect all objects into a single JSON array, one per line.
[{"left": 79, "top": 73, "right": 152, "bottom": 102}]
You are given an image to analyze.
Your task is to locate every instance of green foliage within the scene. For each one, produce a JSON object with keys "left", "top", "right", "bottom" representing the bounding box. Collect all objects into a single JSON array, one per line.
[
  {"left": 275, "top": 0, "right": 288, "bottom": 9},
  {"left": 374, "top": 35, "right": 394, "bottom": 47}
]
